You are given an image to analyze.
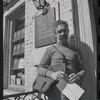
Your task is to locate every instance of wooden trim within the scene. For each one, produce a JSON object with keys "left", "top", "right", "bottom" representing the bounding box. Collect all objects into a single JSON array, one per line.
[
  {"left": 7, "top": 4, "right": 25, "bottom": 20},
  {"left": 9, "top": 8, "right": 25, "bottom": 20},
  {"left": 4, "top": 3, "right": 25, "bottom": 90},
  {"left": 3, "top": 0, "right": 20, "bottom": 13},
  {"left": 3, "top": 17, "right": 10, "bottom": 88},
  {"left": 8, "top": 20, "right": 13, "bottom": 85}
]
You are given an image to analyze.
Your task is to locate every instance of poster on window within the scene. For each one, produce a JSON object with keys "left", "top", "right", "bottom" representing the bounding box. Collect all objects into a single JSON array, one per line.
[{"left": 35, "top": 7, "right": 56, "bottom": 48}]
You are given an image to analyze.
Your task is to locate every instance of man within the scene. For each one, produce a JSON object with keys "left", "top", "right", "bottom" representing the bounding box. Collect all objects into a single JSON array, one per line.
[{"left": 37, "top": 20, "right": 86, "bottom": 100}]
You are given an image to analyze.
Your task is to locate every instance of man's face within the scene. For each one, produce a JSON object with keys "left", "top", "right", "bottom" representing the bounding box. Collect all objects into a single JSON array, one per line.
[{"left": 55, "top": 24, "right": 69, "bottom": 44}]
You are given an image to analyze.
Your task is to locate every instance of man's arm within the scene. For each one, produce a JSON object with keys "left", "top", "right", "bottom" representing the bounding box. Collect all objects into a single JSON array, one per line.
[
  {"left": 68, "top": 48, "right": 86, "bottom": 83},
  {"left": 37, "top": 47, "right": 54, "bottom": 77},
  {"left": 68, "top": 70, "right": 85, "bottom": 83},
  {"left": 75, "top": 48, "right": 86, "bottom": 78}
]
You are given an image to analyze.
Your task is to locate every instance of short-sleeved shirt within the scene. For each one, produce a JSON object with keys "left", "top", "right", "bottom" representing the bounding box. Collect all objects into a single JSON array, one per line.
[{"left": 38, "top": 44, "right": 85, "bottom": 76}]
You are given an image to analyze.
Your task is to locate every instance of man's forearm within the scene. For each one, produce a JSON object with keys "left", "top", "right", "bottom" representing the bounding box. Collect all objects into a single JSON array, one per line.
[
  {"left": 37, "top": 66, "right": 53, "bottom": 77},
  {"left": 76, "top": 70, "right": 86, "bottom": 79},
  {"left": 37, "top": 67, "right": 47, "bottom": 76}
]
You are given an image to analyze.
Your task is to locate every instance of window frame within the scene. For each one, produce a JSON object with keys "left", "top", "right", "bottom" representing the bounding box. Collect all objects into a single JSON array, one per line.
[{"left": 3, "top": 2, "right": 25, "bottom": 91}]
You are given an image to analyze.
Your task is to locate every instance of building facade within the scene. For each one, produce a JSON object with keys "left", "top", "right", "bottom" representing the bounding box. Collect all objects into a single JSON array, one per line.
[{"left": 3, "top": 0, "right": 97, "bottom": 100}]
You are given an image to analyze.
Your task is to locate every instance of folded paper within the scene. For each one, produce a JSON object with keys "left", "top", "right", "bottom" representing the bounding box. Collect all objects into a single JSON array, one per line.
[{"left": 56, "top": 78, "right": 84, "bottom": 100}]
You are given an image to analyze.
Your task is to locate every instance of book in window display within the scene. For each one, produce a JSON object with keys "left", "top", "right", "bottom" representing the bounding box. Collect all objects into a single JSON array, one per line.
[
  {"left": 18, "top": 57, "right": 24, "bottom": 69},
  {"left": 13, "top": 58, "right": 19, "bottom": 68},
  {"left": 20, "top": 28, "right": 25, "bottom": 38},
  {"left": 15, "top": 44, "right": 18, "bottom": 55},
  {"left": 21, "top": 42, "right": 24, "bottom": 53},
  {"left": 13, "top": 45, "right": 17, "bottom": 55},
  {"left": 16, "top": 78, "right": 21, "bottom": 85},
  {"left": 20, "top": 28, "right": 23, "bottom": 39},
  {"left": 23, "top": 42, "right": 25, "bottom": 51},
  {"left": 19, "top": 43, "right": 22, "bottom": 53},
  {"left": 13, "top": 31, "right": 17, "bottom": 41},
  {"left": 17, "top": 30, "right": 21, "bottom": 40},
  {"left": 20, "top": 43, "right": 23, "bottom": 53},
  {"left": 22, "top": 28, "right": 25, "bottom": 38},
  {"left": 16, "top": 44, "right": 21, "bottom": 54},
  {"left": 21, "top": 75, "right": 25, "bottom": 86},
  {"left": 11, "top": 75, "right": 16, "bottom": 85}
]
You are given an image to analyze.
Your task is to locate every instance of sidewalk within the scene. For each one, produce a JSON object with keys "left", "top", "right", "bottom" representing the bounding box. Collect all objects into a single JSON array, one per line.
[
  {"left": 3, "top": 89, "right": 22, "bottom": 100},
  {"left": 3, "top": 89, "right": 45, "bottom": 100},
  {"left": 3, "top": 89, "right": 21, "bottom": 95}
]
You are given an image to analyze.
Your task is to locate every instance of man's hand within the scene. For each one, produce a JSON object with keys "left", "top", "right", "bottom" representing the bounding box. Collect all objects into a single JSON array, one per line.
[
  {"left": 68, "top": 73, "right": 80, "bottom": 84},
  {"left": 50, "top": 71, "right": 64, "bottom": 80}
]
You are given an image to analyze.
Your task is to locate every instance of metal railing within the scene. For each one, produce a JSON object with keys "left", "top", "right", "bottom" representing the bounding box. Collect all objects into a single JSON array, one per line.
[{"left": 3, "top": 90, "right": 47, "bottom": 100}]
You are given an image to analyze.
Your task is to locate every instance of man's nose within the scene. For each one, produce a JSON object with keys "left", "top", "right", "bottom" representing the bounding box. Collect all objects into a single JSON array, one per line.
[{"left": 60, "top": 31, "right": 65, "bottom": 35}]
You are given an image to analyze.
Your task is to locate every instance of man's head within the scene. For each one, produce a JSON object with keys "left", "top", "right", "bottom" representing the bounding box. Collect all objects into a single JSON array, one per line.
[{"left": 52, "top": 20, "right": 69, "bottom": 44}]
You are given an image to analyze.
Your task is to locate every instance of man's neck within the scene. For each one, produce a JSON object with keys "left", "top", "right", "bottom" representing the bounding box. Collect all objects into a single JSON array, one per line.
[{"left": 57, "top": 42, "right": 68, "bottom": 47}]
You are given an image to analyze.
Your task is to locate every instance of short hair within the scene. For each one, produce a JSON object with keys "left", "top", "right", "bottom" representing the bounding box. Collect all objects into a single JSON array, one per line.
[{"left": 52, "top": 20, "right": 69, "bottom": 34}]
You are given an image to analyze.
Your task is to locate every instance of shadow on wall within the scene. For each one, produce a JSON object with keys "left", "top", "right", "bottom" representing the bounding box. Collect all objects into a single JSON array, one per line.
[
  {"left": 79, "top": 41, "right": 96, "bottom": 100},
  {"left": 69, "top": 36, "right": 96, "bottom": 100},
  {"left": 69, "top": 0, "right": 96, "bottom": 99}
]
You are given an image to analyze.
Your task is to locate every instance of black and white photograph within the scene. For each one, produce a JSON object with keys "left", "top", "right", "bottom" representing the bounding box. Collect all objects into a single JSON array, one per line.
[{"left": 3, "top": 0, "right": 98, "bottom": 100}]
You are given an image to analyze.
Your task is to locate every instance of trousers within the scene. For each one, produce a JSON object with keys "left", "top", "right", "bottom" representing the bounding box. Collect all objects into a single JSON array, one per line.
[{"left": 46, "top": 82, "right": 69, "bottom": 100}]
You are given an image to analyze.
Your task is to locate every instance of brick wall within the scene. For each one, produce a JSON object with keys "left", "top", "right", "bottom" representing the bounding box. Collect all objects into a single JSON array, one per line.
[
  {"left": 25, "top": 0, "right": 36, "bottom": 91},
  {"left": 25, "top": 0, "right": 75, "bottom": 91}
]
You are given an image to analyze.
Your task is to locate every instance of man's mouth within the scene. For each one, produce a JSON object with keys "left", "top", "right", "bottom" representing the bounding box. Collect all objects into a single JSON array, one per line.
[{"left": 59, "top": 35, "right": 67, "bottom": 39}]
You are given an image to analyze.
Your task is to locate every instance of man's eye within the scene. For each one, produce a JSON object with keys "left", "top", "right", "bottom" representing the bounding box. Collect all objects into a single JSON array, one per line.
[
  {"left": 63, "top": 30, "right": 66, "bottom": 33},
  {"left": 57, "top": 31, "right": 61, "bottom": 33}
]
